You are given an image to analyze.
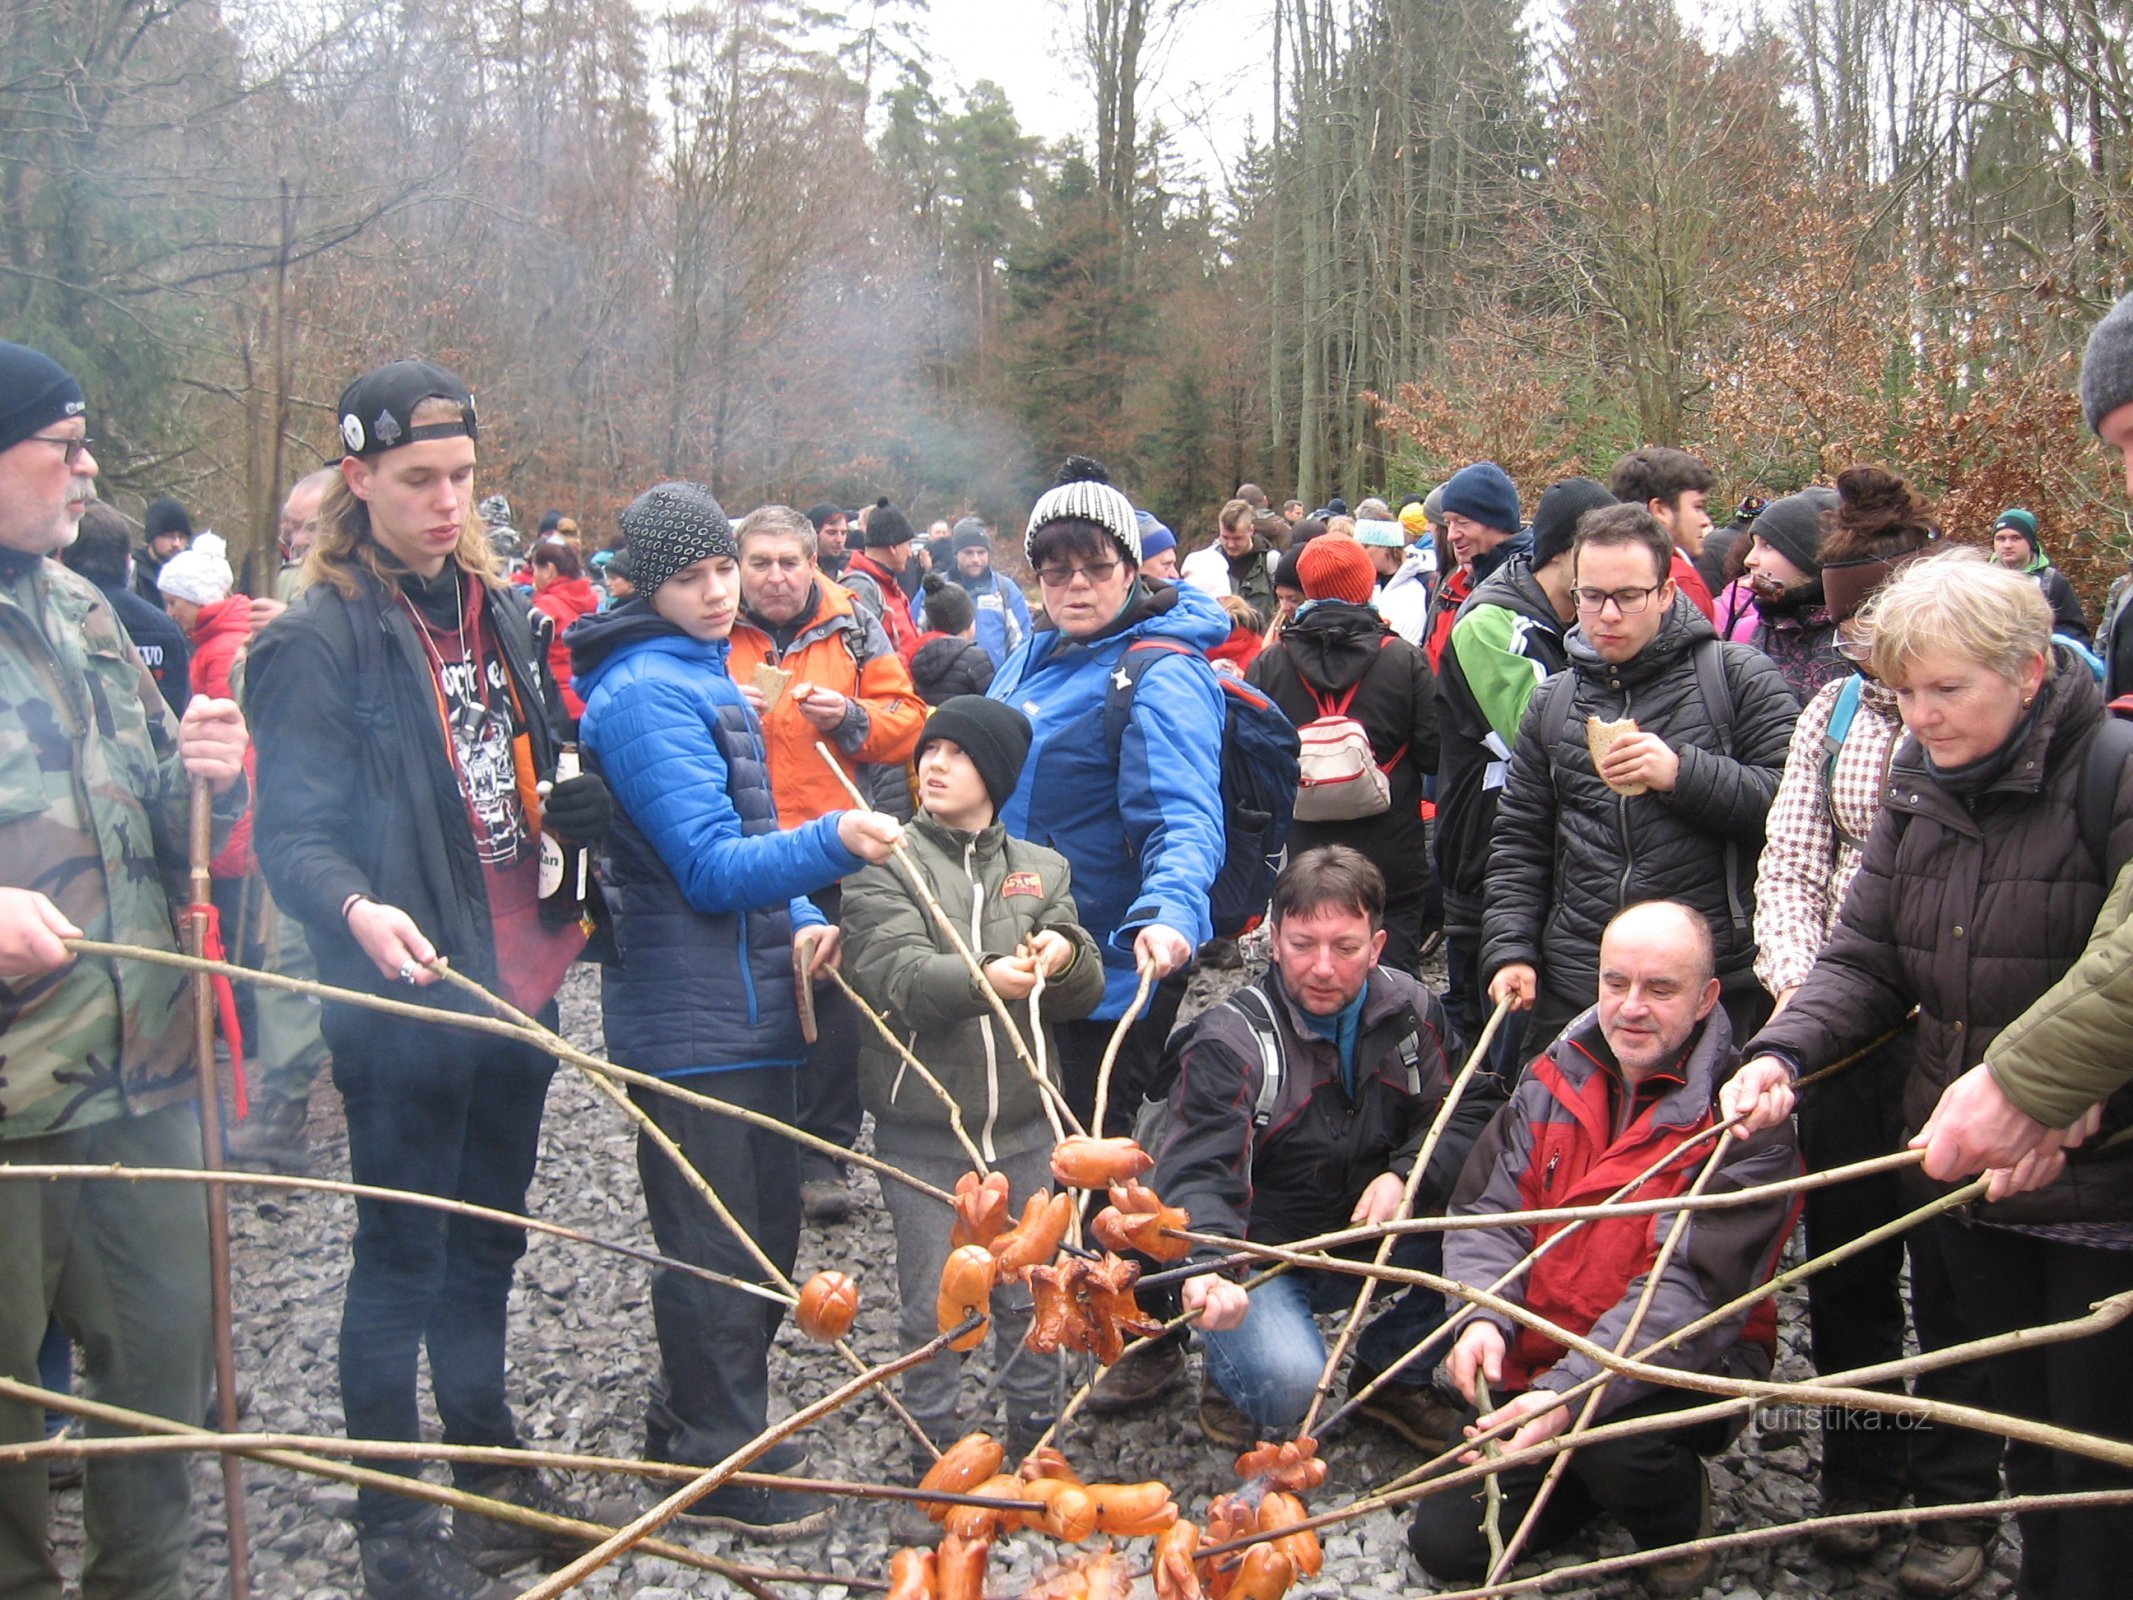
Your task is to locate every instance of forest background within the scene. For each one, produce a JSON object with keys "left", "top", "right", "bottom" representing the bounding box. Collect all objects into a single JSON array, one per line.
[{"left": 6, "top": 0, "right": 2130, "bottom": 599}]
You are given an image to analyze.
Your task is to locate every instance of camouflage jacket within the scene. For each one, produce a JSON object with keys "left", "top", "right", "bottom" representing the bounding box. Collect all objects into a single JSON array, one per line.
[{"left": 0, "top": 554, "right": 237, "bottom": 1137}]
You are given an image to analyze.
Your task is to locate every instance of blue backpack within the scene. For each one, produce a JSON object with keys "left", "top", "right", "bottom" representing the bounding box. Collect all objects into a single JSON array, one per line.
[{"left": 1102, "top": 639, "right": 1301, "bottom": 938}]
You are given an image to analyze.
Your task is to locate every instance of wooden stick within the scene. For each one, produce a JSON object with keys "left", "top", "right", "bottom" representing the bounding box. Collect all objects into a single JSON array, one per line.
[
  {"left": 426, "top": 963, "right": 944, "bottom": 1460},
  {"left": 1486, "top": 1130, "right": 1731, "bottom": 1579},
  {"left": 0, "top": 1163, "right": 792, "bottom": 1304},
  {"left": 813, "top": 741, "right": 1081, "bottom": 1135},
  {"left": 187, "top": 777, "right": 250, "bottom": 1600},
  {"left": 63, "top": 936, "right": 954, "bottom": 1206},
  {"left": 515, "top": 1322, "right": 976, "bottom": 1600},
  {"left": 0, "top": 1376, "right": 785, "bottom": 1599},
  {"left": 1089, "top": 960, "right": 1156, "bottom": 1138},
  {"left": 1026, "top": 962, "right": 1067, "bottom": 1145},
  {"left": 824, "top": 967, "right": 989, "bottom": 1174},
  {"left": 1299, "top": 993, "right": 1510, "bottom": 1437}
]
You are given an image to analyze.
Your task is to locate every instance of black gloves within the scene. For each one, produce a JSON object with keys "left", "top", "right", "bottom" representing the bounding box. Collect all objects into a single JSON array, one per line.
[{"left": 543, "top": 772, "right": 612, "bottom": 842}]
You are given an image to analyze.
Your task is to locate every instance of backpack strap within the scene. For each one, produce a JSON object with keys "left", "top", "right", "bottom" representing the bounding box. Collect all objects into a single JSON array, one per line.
[
  {"left": 2078, "top": 710, "right": 2133, "bottom": 879},
  {"left": 1819, "top": 675, "right": 1873, "bottom": 852},
  {"left": 1226, "top": 986, "right": 1286, "bottom": 1128},
  {"left": 1540, "top": 665, "right": 1579, "bottom": 754},
  {"left": 1101, "top": 638, "right": 1194, "bottom": 750}
]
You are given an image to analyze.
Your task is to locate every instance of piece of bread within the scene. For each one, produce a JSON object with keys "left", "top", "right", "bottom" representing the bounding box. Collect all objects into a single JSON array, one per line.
[
  {"left": 751, "top": 662, "right": 795, "bottom": 712},
  {"left": 1586, "top": 714, "right": 1647, "bottom": 795}
]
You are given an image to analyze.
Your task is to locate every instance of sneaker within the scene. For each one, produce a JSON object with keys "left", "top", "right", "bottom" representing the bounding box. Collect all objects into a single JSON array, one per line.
[
  {"left": 1640, "top": 1461, "right": 1714, "bottom": 1599},
  {"left": 1084, "top": 1335, "right": 1188, "bottom": 1415},
  {"left": 360, "top": 1514, "right": 516, "bottom": 1600},
  {"left": 675, "top": 1479, "right": 834, "bottom": 1539},
  {"left": 451, "top": 1467, "right": 636, "bottom": 1575},
  {"left": 1196, "top": 1377, "right": 1257, "bottom": 1451},
  {"left": 1347, "top": 1365, "right": 1464, "bottom": 1451},
  {"left": 1896, "top": 1528, "right": 1990, "bottom": 1599},
  {"left": 1810, "top": 1493, "right": 1891, "bottom": 1561},
  {"left": 799, "top": 1178, "right": 854, "bottom": 1226},
  {"left": 224, "top": 1096, "right": 313, "bottom": 1173},
  {"left": 645, "top": 1427, "right": 809, "bottom": 1476}
]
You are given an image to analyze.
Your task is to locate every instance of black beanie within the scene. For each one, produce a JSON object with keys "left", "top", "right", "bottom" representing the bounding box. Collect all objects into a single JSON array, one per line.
[
  {"left": 917, "top": 695, "right": 1032, "bottom": 812},
  {"left": 0, "top": 342, "right": 87, "bottom": 455},
  {"left": 921, "top": 573, "right": 974, "bottom": 634},
  {"left": 143, "top": 496, "right": 192, "bottom": 544},
  {"left": 1755, "top": 488, "right": 1838, "bottom": 576},
  {"left": 867, "top": 499, "right": 916, "bottom": 550},
  {"left": 806, "top": 502, "right": 843, "bottom": 532},
  {"left": 1273, "top": 543, "right": 1308, "bottom": 595},
  {"left": 620, "top": 481, "right": 736, "bottom": 594},
  {"left": 1529, "top": 477, "right": 1616, "bottom": 569}
]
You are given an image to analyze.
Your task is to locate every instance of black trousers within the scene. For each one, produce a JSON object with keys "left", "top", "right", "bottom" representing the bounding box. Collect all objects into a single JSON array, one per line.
[
  {"left": 1799, "top": 1024, "right": 1999, "bottom": 1519},
  {"left": 793, "top": 885, "right": 863, "bottom": 1186},
  {"left": 1914, "top": 1215, "right": 2133, "bottom": 1600},
  {"left": 1406, "top": 1386, "right": 1739, "bottom": 1581},
  {"left": 325, "top": 1001, "right": 558, "bottom": 1529},
  {"left": 1053, "top": 971, "right": 1189, "bottom": 1137},
  {"left": 631, "top": 1067, "right": 800, "bottom": 1465}
]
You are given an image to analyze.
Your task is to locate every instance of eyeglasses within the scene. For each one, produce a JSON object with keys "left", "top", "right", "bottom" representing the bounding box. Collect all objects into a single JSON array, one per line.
[
  {"left": 1035, "top": 559, "right": 1121, "bottom": 588},
  {"left": 24, "top": 433, "right": 95, "bottom": 467},
  {"left": 1573, "top": 585, "right": 1661, "bottom": 616}
]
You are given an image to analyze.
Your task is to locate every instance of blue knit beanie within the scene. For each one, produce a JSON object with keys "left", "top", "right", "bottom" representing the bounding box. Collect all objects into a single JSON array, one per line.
[{"left": 1439, "top": 462, "right": 1521, "bottom": 535}]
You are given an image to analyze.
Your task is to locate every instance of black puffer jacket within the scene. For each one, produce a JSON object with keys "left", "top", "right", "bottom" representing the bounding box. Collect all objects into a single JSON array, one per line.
[
  {"left": 910, "top": 633, "right": 996, "bottom": 705},
  {"left": 1247, "top": 600, "right": 1438, "bottom": 905},
  {"left": 1481, "top": 595, "right": 1800, "bottom": 1030},
  {"left": 1750, "top": 650, "right": 2133, "bottom": 1224}
]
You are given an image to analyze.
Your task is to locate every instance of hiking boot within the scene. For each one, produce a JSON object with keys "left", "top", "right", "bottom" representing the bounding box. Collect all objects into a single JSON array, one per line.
[
  {"left": 1197, "top": 938, "right": 1244, "bottom": 970},
  {"left": 451, "top": 1467, "right": 635, "bottom": 1575},
  {"left": 224, "top": 1096, "right": 313, "bottom": 1173},
  {"left": 1640, "top": 1461, "right": 1714, "bottom": 1599},
  {"left": 1897, "top": 1528, "right": 1990, "bottom": 1599},
  {"left": 1810, "top": 1493, "right": 1891, "bottom": 1561},
  {"left": 1347, "top": 1364, "right": 1464, "bottom": 1451},
  {"left": 361, "top": 1514, "right": 516, "bottom": 1600},
  {"left": 675, "top": 1479, "right": 834, "bottom": 1539},
  {"left": 1084, "top": 1335, "right": 1188, "bottom": 1415},
  {"left": 1196, "top": 1377, "right": 1257, "bottom": 1451},
  {"left": 800, "top": 1178, "right": 855, "bottom": 1226}
]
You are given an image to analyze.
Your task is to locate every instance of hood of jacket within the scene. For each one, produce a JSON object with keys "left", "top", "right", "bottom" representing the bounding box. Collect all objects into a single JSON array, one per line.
[
  {"left": 1279, "top": 600, "right": 1392, "bottom": 692},
  {"left": 1565, "top": 587, "right": 1716, "bottom": 689},
  {"left": 190, "top": 595, "right": 254, "bottom": 652},
  {"left": 569, "top": 598, "right": 719, "bottom": 692},
  {"left": 536, "top": 574, "right": 600, "bottom": 621}
]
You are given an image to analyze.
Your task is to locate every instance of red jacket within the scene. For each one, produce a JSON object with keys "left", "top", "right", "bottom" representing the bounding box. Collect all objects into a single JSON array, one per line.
[
  {"left": 187, "top": 596, "right": 255, "bottom": 877},
  {"left": 531, "top": 574, "right": 600, "bottom": 717},
  {"left": 1209, "top": 623, "right": 1263, "bottom": 677},
  {"left": 1445, "top": 1007, "right": 1797, "bottom": 1414},
  {"left": 1671, "top": 547, "right": 1716, "bottom": 622},
  {"left": 840, "top": 552, "right": 923, "bottom": 662}
]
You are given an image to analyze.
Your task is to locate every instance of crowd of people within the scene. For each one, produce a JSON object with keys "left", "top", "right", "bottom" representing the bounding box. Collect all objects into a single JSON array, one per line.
[{"left": 3, "top": 286, "right": 2133, "bottom": 1600}]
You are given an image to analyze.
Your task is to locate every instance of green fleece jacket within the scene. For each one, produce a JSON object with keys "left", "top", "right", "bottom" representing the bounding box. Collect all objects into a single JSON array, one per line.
[
  {"left": 1987, "top": 854, "right": 2133, "bottom": 1128},
  {"left": 843, "top": 812, "right": 1104, "bottom": 1163}
]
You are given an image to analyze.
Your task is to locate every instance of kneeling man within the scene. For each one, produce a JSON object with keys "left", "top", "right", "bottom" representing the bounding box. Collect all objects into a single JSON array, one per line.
[
  {"left": 1142, "top": 846, "right": 1492, "bottom": 1448},
  {"left": 1408, "top": 900, "right": 1797, "bottom": 1595}
]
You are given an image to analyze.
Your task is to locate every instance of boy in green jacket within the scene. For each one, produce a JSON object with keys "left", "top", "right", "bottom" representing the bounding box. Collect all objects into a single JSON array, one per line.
[{"left": 841, "top": 696, "right": 1104, "bottom": 1463}]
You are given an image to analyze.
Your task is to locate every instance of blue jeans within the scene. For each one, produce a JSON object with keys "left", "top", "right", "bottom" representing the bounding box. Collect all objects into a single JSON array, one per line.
[{"left": 1200, "top": 1230, "right": 1446, "bottom": 1437}]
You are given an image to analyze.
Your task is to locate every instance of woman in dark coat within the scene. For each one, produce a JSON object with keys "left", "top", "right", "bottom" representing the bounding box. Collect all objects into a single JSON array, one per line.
[{"left": 1729, "top": 548, "right": 2133, "bottom": 1600}]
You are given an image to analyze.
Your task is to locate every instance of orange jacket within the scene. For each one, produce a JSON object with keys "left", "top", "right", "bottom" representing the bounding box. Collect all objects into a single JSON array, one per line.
[{"left": 727, "top": 580, "right": 926, "bottom": 828}]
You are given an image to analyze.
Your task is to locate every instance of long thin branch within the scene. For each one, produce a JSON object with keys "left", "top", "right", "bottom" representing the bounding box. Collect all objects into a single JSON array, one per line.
[
  {"left": 63, "top": 937, "right": 952, "bottom": 1205},
  {"left": 1300, "top": 993, "right": 1511, "bottom": 1438},
  {"left": 1090, "top": 961, "right": 1156, "bottom": 1137},
  {"left": 0, "top": 1163, "right": 790, "bottom": 1303},
  {"left": 824, "top": 967, "right": 989, "bottom": 1173}
]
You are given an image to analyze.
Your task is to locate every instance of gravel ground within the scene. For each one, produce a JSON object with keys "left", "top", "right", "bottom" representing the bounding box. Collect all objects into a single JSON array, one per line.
[{"left": 45, "top": 951, "right": 2019, "bottom": 1599}]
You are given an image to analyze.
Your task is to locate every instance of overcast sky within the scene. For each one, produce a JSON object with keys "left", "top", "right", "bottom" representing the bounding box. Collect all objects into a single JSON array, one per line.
[{"left": 915, "top": 0, "right": 1277, "bottom": 193}]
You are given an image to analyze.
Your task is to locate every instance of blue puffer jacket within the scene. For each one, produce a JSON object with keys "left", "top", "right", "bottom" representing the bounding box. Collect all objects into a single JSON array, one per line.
[
  {"left": 989, "top": 581, "right": 1229, "bottom": 1018},
  {"left": 917, "top": 570, "right": 1034, "bottom": 667},
  {"left": 571, "top": 602, "right": 863, "bottom": 1076}
]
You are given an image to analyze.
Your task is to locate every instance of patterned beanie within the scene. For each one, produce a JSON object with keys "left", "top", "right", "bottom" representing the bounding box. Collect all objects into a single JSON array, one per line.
[
  {"left": 1025, "top": 456, "right": 1142, "bottom": 564},
  {"left": 620, "top": 481, "right": 735, "bottom": 595}
]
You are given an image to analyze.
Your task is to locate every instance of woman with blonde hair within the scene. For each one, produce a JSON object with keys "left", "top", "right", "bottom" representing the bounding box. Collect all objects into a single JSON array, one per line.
[{"left": 1729, "top": 545, "right": 2133, "bottom": 1600}]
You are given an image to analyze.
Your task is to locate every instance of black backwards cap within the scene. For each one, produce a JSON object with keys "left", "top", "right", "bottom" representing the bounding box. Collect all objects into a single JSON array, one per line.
[{"left": 337, "top": 360, "right": 478, "bottom": 459}]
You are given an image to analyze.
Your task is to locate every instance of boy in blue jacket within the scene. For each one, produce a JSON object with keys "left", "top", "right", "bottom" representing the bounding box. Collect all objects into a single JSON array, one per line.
[{"left": 571, "top": 482, "right": 902, "bottom": 1538}]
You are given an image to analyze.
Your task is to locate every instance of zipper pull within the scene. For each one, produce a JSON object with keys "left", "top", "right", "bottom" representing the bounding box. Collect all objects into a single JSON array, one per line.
[{"left": 1543, "top": 1149, "right": 1562, "bottom": 1192}]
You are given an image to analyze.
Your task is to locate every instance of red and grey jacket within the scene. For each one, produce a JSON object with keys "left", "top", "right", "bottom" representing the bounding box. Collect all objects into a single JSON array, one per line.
[{"left": 1444, "top": 1005, "right": 1799, "bottom": 1417}]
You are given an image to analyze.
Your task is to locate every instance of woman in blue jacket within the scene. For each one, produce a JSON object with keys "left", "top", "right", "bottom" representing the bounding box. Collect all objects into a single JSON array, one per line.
[
  {"left": 571, "top": 482, "right": 901, "bottom": 1538},
  {"left": 988, "top": 457, "right": 1230, "bottom": 1130}
]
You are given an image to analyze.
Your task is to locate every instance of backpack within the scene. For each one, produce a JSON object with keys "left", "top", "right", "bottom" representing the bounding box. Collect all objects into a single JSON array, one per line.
[
  {"left": 1292, "top": 637, "right": 1407, "bottom": 822},
  {"left": 1102, "top": 638, "right": 1301, "bottom": 939}
]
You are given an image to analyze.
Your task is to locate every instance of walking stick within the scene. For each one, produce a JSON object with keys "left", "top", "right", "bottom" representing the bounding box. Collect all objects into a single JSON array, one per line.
[{"left": 187, "top": 777, "right": 251, "bottom": 1600}]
